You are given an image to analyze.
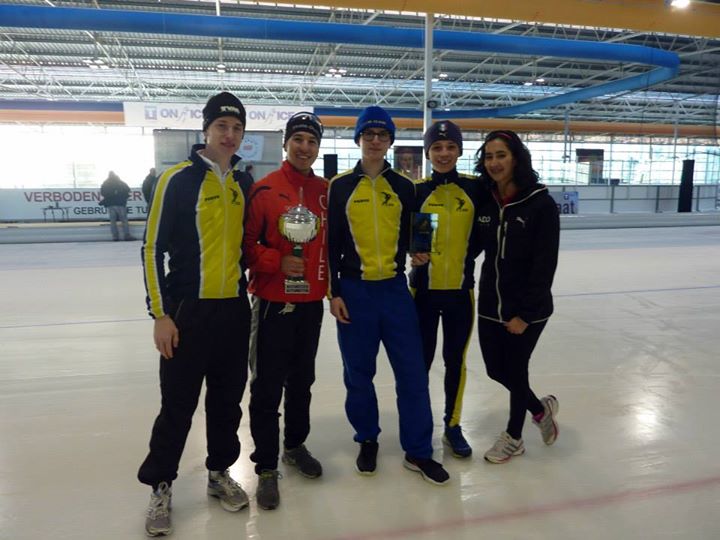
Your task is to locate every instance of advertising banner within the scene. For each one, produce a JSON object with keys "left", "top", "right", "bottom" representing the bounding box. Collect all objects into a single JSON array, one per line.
[
  {"left": 0, "top": 188, "right": 148, "bottom": 222},
  {"left": 550, "top": 191, "right": 579, "bottom": 214},
  {"left": 124, "top": 102, "right": 310, "bottom": 131}
]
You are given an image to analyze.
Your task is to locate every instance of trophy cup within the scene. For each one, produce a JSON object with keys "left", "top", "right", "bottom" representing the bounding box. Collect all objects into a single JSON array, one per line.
[{"left": 278, "top": 194, "right": 319, "bottom": 294}]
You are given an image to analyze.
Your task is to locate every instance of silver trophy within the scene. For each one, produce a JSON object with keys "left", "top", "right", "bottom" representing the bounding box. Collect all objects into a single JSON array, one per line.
[{"left": 278, "top": 191, "right": 318, "bottom": 294}]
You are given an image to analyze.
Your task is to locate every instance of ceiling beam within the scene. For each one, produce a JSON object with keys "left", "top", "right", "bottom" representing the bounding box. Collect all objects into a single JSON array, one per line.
[{"left": 290, "top": 0, "right": 720, "bottom": 39}]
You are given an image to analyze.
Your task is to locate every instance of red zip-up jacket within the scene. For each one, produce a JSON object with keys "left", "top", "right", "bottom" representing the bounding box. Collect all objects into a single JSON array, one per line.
[{"left": 243, "top": 160, "right": 329, "bottom": 302}]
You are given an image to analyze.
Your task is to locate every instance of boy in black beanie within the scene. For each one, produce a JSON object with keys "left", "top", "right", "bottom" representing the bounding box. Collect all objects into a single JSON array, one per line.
[{"left": 139, "top": 91, "right": 253, "bottom": 536}]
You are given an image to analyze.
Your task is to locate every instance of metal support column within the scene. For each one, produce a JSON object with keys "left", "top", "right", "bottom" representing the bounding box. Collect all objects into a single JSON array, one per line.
[{"left": 423, "top": 13, "right": 434, "bottom": 177}]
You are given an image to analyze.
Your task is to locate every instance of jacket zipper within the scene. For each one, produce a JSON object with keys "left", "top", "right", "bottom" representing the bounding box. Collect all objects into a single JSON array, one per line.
[
  {"left": 443, "top": 186, "right": 451, "bottom": 288},
  {"left": 370, "top": 177, "right": 383, "bottom": 277},
  {"left": 220, "top": 171, "right": 229, "bottom": 296},
  {"left": 495, "top": 203, "right": 504, "bottom": 320}
]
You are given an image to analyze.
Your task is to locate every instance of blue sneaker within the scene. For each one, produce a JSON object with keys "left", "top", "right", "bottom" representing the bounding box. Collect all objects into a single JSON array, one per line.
[{"left": 443, "top": 425, "right": 472, "bottom": 458}]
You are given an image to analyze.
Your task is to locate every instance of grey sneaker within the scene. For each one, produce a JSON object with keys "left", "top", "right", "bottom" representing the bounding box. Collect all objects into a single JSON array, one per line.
[
  {"left": 256, "top": 470, "right": 281, "bottom": 510},
  {"left": 533, "top": 395, "right": 559, "bottom": 445},
  {"left": 145, "top": 482, "right": 172, "bottom": 537},
  {"left": 484, "top": 432, "right": 525, "bottom": 464},
  {"left": 282, "top": 444, "right": 323, "bottom": 478},
  {"left": 207, "top": 470, "right": 249, "bottom": 512}
]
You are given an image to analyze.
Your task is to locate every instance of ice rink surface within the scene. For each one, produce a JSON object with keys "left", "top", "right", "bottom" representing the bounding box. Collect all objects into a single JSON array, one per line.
[{"left": 1, "top": 225, "right": 719, "bottom": 539}]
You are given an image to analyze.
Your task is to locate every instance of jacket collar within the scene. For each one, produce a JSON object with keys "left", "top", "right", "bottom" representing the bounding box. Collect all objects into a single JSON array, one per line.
[
  {"left": 190, "top": 143, "right": 241, "bottom": 172},
  {"left": 430, "top": 167, "right": 460, "bottom": 185},
  {"left": 282, "top": 160, "right": 317, "bottom": 186},
  {"left": 353, "top": 159, "right": 392, "bottom": 179}
]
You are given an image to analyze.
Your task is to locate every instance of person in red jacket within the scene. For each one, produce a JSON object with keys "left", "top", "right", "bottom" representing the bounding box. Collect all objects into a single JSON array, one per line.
[{"left": 243, "top": 112, "right": 328, "bottom": 511}]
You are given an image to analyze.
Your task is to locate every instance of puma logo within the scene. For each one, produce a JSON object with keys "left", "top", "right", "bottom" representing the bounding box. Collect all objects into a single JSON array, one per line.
[
  {"left": 455, "top": 198, "right": 466, "bottom": 211},
  {"left": 380, "top": 192, "right": 392, "bottom": 206},
  {"left": 516, "top": 216, "right": 527, "bottom": 227}
]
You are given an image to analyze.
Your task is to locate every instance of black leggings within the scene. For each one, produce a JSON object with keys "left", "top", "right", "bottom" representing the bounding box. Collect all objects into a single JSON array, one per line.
[{"left": 477, "top": 318, "right": 547, "bottom": 440}]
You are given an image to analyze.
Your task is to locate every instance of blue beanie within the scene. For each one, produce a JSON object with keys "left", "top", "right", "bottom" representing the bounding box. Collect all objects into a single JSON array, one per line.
[{"left": 354, "top": 106, "right": 396, "bottom": 145}]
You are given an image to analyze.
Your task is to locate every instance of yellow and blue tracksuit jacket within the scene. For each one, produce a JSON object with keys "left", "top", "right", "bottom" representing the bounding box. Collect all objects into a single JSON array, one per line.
[
  {"left": 409, "top": 169, "right": 487, "bottom": 291},
  {"left": 327, "top": 160, "right": 415, "bottom": 297},
  {"left": 142, "top": 144, "right": 253, "bottom": 319}
]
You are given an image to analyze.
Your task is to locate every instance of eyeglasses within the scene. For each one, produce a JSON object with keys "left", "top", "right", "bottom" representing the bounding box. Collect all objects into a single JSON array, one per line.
[{"left": 361, "top": 130, "right": 391, "bottom": 142}]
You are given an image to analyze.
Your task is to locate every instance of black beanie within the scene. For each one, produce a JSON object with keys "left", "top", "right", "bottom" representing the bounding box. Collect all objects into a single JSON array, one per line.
[
  {"left": 202, "top": 92, "right": 246, "bottom": 131},
  {"left": 284, "top": 112, "right": 323, "bottom": 144},
  {"left": 423, "top": 121, "right": 463, "bottom": 157}
]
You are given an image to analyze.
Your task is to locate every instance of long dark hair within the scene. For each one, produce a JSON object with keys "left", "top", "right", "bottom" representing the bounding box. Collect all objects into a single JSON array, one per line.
[{"left": 474, "top": 130, "right": 539, "bottom": 190}]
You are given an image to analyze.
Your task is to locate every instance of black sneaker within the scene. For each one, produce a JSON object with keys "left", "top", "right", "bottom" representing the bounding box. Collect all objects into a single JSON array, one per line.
[
  {"left": 355, "top": 441, "right": 378, "bottom": 475},
  {"left": 403, "top": 455, "right": 450, "bottom": 486},
  {"left": 256, "top": 470, "right": 281, "bottom": 510},
  {"left": 282, "top": 444, "right": 323, "bottom": 478}
]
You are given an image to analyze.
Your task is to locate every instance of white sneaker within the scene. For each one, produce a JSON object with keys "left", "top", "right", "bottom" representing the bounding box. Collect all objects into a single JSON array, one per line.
[
  {"left": 208, "top": 470, "right": 249, "bottom": 512},
  {"left": 484, "top": 432, "right": 525, "bottom": 464},
  {"left": 145, "top": 482, "right": 172, "bottom": 537},
  {"left": 533, "top": 395, "right": 559, "bottom": 445}
]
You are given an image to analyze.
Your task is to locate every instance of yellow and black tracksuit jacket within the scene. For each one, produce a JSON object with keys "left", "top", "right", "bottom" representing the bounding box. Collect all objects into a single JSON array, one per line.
[
  {"left": 328, "top": 161, "right": 415, "bottom": 298},
  {"left": 142, "top": 144, "right": 253, "bottom": 319},
  {"left": 409, "top": 169, "right": 486, "bottom": 291}
]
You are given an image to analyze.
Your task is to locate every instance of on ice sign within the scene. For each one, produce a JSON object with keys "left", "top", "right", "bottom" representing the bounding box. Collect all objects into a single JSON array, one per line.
[
  {"left": 244, "top": 106, "right": 306, "bottom": 131},
  {"left": 124, "top": 102, "right": 310, "bottom": 131},
  {"left": 124, "top": 102, "right": 203, "bottom": 129}
]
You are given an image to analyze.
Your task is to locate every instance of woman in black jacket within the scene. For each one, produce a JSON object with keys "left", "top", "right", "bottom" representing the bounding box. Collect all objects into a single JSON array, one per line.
[{"left": 473, "top": 130, "right": 560, "bottom": 464}]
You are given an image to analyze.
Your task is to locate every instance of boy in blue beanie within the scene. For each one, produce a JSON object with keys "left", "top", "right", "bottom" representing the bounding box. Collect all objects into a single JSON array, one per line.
[{"left": 327, "top": 105, "right": 450, "bottom": 485}]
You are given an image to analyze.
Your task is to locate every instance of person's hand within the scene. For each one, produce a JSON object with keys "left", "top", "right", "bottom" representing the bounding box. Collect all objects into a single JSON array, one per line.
[
  {"left": 154, "top": 315, "right": 179, "bottom": 359},
  {"left": 410, "top": 253, "right": 430, "bottom": 266},
  {"left": 330, "top": 297, "right": 351, "bottom": 324},
  {"left": 504, "top": 316, "right": 528, "bottom": 335},
  {"left": 281, "top": 255, "right": 305, "bottom": 277}
]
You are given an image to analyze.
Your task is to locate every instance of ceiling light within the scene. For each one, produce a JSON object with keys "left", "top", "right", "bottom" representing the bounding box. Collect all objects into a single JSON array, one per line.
[
  {"left": 216, "top": 63, "right": 226, "bottom": 70},
  {"left": 523, "top": 81, "right": 534, "bottom": 86},
  {"left": 83, "top": 57, "right": 107, "bottom": 69},
  {"left": 431, "top": 77, "right": 439, "bottom": 82},
  {"left": 668, "top": 0, "right": 690, "bottom": 7},
  {"left": 535, "top": 77, "right": 545, "bottom": 83},
  {"left": 439, "top": 73, "right": 448, "bottom": 78}
]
